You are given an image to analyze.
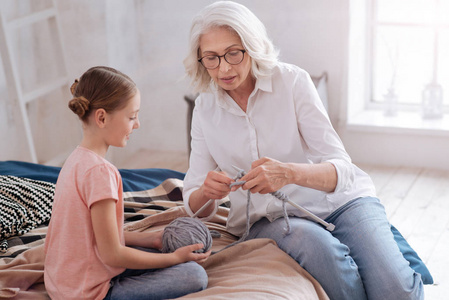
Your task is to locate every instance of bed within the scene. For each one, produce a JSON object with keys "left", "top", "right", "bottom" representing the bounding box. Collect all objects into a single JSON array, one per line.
[
  {"left": 0, "top": 159, "right": 434, "bottom": 300},
  {"left": 0, "top": 160, "right": 330, "bottom": 300}
]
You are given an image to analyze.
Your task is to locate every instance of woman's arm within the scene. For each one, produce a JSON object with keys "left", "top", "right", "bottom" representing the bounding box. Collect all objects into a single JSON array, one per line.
[
  {"left": 286, "top": 161, "right": 337, "bottom": 192},
  {"left": 91, "top": 199, "right": 210, "bottom": 269},
  {"left": 240, "top": 157, "right": 337, "bottom": 194},
  {"left": 290, "top": 71, "right": 354, "bottom": 193}
]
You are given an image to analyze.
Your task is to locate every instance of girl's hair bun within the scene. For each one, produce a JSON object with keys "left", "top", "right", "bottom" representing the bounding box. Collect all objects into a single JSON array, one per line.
[
  {"left": 68, "top": 66, "right": 137, "bottom": 121},
  {"left": 70, "top": 79, "right": 79, "bottom": 96},
  {"left": 68, "top": 96, "right": 90, "bottom": 118}
]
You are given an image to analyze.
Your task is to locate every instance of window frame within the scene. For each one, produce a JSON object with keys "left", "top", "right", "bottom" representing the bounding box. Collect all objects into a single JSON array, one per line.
[{"left": 366, "top": 0, "right": 449, "bottom": 114}]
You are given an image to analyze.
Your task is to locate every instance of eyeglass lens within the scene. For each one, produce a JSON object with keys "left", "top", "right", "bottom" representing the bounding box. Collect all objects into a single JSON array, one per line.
[{"left": 201, "top": 50, "right": 244, "bottom": 69}]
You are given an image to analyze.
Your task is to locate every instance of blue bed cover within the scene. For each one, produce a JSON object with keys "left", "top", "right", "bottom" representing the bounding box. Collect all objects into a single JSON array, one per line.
[{"left": 0, "top": 160, "right": 185, "bottom": 192}]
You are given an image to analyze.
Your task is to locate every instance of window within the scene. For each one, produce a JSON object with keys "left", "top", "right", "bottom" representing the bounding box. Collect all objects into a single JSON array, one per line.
[{"left": 370, "top": 0, "right": 449, "bottom": 117}]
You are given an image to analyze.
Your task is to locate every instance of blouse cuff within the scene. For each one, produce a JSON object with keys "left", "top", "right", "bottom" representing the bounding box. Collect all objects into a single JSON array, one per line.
[
  {"left": 183, "top": 189, "right": 219, "bottom": 221},
  {"left": 325, "top": 158, "right": 355, "bottom": 193}
]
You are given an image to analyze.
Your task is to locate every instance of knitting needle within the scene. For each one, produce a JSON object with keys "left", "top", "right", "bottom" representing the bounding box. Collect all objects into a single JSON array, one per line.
[
  {"left": 231, "top": 165, "right": 335, "bottom": 232},
  {"left": 192, "top": 199, "right": 214, "bottom": 218}
]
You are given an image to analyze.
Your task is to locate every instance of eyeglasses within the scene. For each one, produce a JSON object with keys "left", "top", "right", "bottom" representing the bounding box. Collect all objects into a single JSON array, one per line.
[{"left": 198, "top": 50, "right": 246, "bottom": 70}]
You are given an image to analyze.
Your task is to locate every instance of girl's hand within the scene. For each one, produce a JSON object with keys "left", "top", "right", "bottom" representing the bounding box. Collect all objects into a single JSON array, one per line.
[
  {"left": 240, "top": 157, "right": 292, "bottom": 194},
  {"left": 173, "top": 243, "right": 212, "bottom": 264}
]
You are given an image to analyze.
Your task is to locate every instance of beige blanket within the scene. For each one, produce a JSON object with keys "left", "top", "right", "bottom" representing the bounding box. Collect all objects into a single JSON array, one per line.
[
  {"left": 181, "top": 238, "right": 328, "bottom": 300},
  {"left": 0, "top": 244, "right": 48, "bottom": 299},
  {"left": 0, "top": 206, "right": 328, "bottom": 300}
]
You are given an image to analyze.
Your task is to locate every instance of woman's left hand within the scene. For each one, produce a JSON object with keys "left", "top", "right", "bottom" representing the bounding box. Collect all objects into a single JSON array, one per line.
[{"left": 240, "top": 157, "right": 292, "bottom": 194}]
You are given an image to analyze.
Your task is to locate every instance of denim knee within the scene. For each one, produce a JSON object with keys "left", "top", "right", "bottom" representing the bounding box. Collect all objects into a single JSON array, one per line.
[
  {"left": 249, "top": 217, "right": 345, "bottom": 266},
  {"left": 327, "top": 197, "right": 424, "bottom": 300},
  {"left": 181, "top": 261, "right": 208, "bottom": 292},
  {"left": 106, "top": 262, "right": 208, "bottom": 300}
]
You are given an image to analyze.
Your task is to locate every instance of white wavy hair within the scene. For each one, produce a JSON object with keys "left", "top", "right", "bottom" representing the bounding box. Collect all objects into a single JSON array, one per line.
[{"left": 184, "top": 1, "right": 279, "bottom": 93}]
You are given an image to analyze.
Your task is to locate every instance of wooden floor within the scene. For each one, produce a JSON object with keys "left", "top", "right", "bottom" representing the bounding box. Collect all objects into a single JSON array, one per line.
[{"left": 121, "top": 150, "right": 448, "bottom": 298}]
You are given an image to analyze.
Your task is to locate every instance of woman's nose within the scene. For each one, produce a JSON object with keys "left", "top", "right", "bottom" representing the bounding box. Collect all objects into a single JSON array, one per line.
[{"left": 219, "top": 58, "right": 231, "bottom": 73}]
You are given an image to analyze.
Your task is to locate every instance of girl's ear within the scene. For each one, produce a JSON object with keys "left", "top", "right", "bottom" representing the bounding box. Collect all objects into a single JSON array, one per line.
[{"left": 94, "top": 108, "right": 107, "bottom": 128}]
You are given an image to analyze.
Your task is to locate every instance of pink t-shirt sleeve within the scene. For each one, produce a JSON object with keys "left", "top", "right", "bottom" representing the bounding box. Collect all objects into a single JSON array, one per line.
[{"left": 82, "top": 164, "right": 120, "bottom": 208}]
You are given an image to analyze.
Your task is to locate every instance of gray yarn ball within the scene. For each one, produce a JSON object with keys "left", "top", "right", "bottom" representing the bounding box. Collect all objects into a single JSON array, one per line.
[{"left": 161, "top": 217, "right": 212, "bottom": 253}]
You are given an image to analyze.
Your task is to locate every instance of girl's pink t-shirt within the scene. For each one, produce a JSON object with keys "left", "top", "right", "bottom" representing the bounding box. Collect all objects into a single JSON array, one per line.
[{"left": 44, "top": 147, "right": 125, "bottom": 300}]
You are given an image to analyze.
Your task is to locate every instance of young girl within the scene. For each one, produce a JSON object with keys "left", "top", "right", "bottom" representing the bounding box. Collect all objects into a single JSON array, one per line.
[{"left": 44, "top": 66, "right": 210, "bottom": 300}]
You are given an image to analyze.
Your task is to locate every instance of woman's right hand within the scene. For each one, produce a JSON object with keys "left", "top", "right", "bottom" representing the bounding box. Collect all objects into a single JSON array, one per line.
[
  {"left": 173, "top": 243, "right": 211, "bottom": 264},
  {"left": 198, "top": 170, "right": 234, "bottom": 201},
  {"left": 188, "top": 171, "right": 233, "bottom": 218}
]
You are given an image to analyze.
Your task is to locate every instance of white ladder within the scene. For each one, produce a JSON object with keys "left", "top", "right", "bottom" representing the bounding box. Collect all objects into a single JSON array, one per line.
[{"left": 0, "top": 0, "right": 70, "bottom": 164}]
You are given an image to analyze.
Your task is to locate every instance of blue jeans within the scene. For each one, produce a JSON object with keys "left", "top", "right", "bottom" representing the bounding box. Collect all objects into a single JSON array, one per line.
[
  {"left": 245, "top": 197, "right": 424, "bottom": 300},
  {"left": 104, "top": 248, "right": 208, "bottom": 300}
]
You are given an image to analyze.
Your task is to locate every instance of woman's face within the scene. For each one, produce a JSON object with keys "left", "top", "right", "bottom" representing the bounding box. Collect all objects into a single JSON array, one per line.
[{"left": 199, "top": 26, "right": 253, "bottom": 93}]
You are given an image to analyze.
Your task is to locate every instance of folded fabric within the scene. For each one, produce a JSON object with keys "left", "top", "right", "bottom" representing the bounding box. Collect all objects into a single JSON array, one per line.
[{"left": 0, "top": 244, "right": 47, "bottom": 299}]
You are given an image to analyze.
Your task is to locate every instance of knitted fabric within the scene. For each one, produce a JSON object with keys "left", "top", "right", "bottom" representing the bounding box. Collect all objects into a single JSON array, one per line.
[
  {"left": 219, "top": 171, "right": 292, "bottom": 252},
  {"left": 229, "top": 180, "right": 292, "bottom": 243}
]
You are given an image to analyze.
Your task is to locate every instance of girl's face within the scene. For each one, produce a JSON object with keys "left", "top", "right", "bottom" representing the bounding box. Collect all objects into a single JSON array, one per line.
[
  {"left": 104, "top": 90, "right": 141, "bottom": 148},
  {"left": 199, "top": 26, "right": 253, "bottom": 93}
]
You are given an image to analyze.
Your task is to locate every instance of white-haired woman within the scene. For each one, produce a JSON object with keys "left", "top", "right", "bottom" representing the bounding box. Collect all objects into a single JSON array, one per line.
[{"left": 183, "top": 1, "right": 424, "bottom": 299}]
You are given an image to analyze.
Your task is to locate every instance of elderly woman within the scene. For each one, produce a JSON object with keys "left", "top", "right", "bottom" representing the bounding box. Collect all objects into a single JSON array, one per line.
[{"left": 182, "top": 1, "right": 424, "bottom": 299}]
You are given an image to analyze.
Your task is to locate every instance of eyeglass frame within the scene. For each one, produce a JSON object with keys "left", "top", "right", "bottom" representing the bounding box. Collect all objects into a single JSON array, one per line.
[{"left": 198, "top": 49, "right": 246, "bottom": 70}]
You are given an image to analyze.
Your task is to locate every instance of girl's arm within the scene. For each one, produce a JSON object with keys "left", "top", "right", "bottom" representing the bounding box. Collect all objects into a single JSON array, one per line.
[
  {"left": 124, "top": 230, "right": 163, "bottom": 250},
  {"left": 91, "top": 199, "right": 210, "bottom": 269}
]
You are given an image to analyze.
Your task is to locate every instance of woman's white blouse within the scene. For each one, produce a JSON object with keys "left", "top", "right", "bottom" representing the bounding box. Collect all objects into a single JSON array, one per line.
[{"left": 183, "top": 62, "right": 376, "bottom": 236}]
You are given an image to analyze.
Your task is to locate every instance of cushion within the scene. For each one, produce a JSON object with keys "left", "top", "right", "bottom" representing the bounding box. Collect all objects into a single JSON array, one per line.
[
  {"left": 391, "top": 224, "right": 433, "bottom": 284},
  {"left": 0, "top": 175, "right": 55, "bottom": 252}
]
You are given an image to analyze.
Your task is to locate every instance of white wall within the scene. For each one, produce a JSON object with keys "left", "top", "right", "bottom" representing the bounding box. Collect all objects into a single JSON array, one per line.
[{"left": 0, "top": 0, "right": 350, "bottom": 167}]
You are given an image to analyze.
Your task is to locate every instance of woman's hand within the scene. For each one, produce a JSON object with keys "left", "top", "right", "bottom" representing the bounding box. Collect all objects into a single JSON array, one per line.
[
  {"left": 240, "top": 157, "right": 292, "bottom": 194},
  {"left": 240, "top": 157, "right": 338, "bottom": 193},
  {"left": 198, "top": 170, "right": 234, "bottom": 201},
  {"left": 188, "top": 171, "right": 234, "bottom": 218}
]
